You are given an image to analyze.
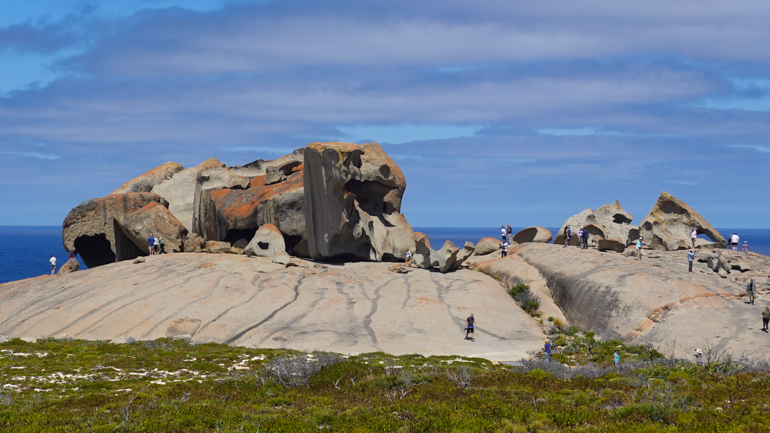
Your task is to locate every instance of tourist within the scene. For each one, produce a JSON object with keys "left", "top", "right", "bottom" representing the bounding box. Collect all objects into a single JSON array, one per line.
[
  {"left": 49, "top": 254, "right": 56, "bottom": 275},
  {"left": 159, "top": 237, "right": 167, "bottom": 255},
  {"left": 694, "top": 348, "right": 703, "bottom": 364},
  {"left": 147, "top": 233, "right": 155, "bottom": 255},
  {"left": 730, "top": 232, "right": 739, "bottom": 250},
  {"left": 404, "top": 250, "right": 413, "bottom": 267},
  {"left": 501, "top": 225, "right": 506, "bottom": 242},
  {"left": 635, "top": 237, "right": 643, "bottom": 261},
  {"left": 507, "top": 224, "right": 513, "bottom": 242},
  {"left": 613, "top": 349, "right": 620, "bottom": 367},
  {"left": 544, "top": 339, "right": 552, "bottom": 362},
  {"left": 688, "top": 249, "right": 696, "bottom": 272},
  {"left": 465, "top": 314, "right": 476, "bottom": 341},
  {"left": 747, "top": 279, "right": 756, "bottom": 305},
  {"left": 690, "top": 228, "right": 697, "bottom": 248},
  {"left": 500, "top": 241, "right": 508, "bottom": 258},
  {"left": 582, "top": 227, "right": 589, "bottom": 249},
  {"left": 564, "top": 225, "right": 572, "bottom": 248},
  {"left": 577, "top": 228, "right": 584, "bottom": 249},
  {"left": 762, "top": 307, "right": 770, "bottom": 332},
  {"left": 154, "top": 236, "right": 160, "bottom": 254},
  {"left": 742, "top": 241, "right": 750, "bottom": 252}
]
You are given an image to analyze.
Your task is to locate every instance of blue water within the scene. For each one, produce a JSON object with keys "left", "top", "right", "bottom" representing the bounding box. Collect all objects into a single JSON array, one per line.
[{"left": 0, "top": 226, "right": 767, "bottom": 284}]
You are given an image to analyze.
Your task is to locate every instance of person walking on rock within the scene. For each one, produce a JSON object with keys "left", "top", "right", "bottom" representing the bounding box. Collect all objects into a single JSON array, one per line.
[
  {"left": 49, "top": 254, "right": 56, "bottom": 275},
  {"left": 730, "top": 232, "right": 739, "bottom": 250},
  {"left": 747, "top": 279, "right": 756, "bottom": 305},
  {"left": 743, "top": 241, "right": 750, "bottom": 252},
  {"left": 500, "top": 241, "right": 508, "bottom": 258},
  {"left": 635, "top": 237, "right": 643, "bottom": 261},
  {"left": 564, "top": 225, "right": 572, "bottom": 248},
  {"left": 762, "top": 307, "right": 770, "bottom": 332},
  {"left": 147, "top": 234, "right": 155, "bottom": 255},
  {"left": 688, "top": 249, "right": 696, "bottom": 272},
  {"left": 690, "top": 228, "right": 697, "bottom": 248},
  {"left": 465, "top": 314, "right": 476, "bottom": 341},
  {"left": 544, "top": 339, "right": 552, "bottom": 362}
]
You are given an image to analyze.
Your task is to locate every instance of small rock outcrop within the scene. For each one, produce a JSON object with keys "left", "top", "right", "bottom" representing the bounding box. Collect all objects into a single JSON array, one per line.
[
  {"left": 412, "top": 232, "right": 432, "bottom": 269},
  {"left": 512, "top": 226, "right": 553, "bottom": 244},
  {"left": 57, "top": 258, "right": 80, "bottom": 275},
  {"left": 205, "top": 241, "right": 231, "bottom": 254},
  {"left": 637, "top": 192, "right": 727, "bottom": 251},
  {"left": 245, "top": 224, "right": 286, "bottom": 257},
  {"left": 431, "top": 240, "right": 460, "bottom": 273},
  {"left": 303, "top": 142, "right": 415, "bottom": 261},
  {"left": 597, "top": 238, "right": 626, "bottom": 253},
  {"left": 474, "top": 237, "right": 501, "bottom": 255},
  {"left": 554, "top": 201, "right": 635, "bottom": 246}
]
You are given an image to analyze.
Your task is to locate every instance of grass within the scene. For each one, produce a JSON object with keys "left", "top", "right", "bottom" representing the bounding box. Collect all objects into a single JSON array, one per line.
[{"left": 0, "top": 337, "right": 769, "bottom": 431}]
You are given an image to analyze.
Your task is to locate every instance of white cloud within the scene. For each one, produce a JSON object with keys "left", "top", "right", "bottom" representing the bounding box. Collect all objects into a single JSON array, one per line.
[{"left": 0, "top": 151, "right": 60, "bottom": 160}]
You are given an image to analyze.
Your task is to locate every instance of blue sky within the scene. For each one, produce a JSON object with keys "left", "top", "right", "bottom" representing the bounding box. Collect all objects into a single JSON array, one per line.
[{"left": 1, "top": 0, "right": 769, "bottom": 228}]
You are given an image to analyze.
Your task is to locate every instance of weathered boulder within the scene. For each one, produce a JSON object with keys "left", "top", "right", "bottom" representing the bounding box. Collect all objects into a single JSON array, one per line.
[
  {"left": 637, "top": 192, "right": 726, "bottom": 251},
  {"left": 62, "top": 193, "right": 171, "bottom": 268},
  {"left": 303, "top": 142, "right": 415, "bottom": 261},
  {"left": 264, "top": 161, "right": 303, "bottom": 185},
  {"left": 512, "top": 226, "right": 553, "bottom": 244},
  {"left": 554, "top": 201, "right": 635, "bottom": 246},
  {"left": 455, "top": 242, "right": 476, "bottom": 268},
  {"left": 205, "top": 241, "right": 231, "bottom": 254},
  {"left": 597, "top": 238, "right": 626, "bottom": 253},
  {"left": 112, "top": 162, "right": 184, "bottom": 194},
  {"left": 431, "top": 240, "right": 460, "bottom": 273},
  {"left": 118, "top": 202, "right": 187, "bottom": 254},
  {"left": 475, "top": 237, "right": 501, "bottom": 255},
  {"left": 57, "top": 258, "right": 80, "bottom": 275},
  {"left": 245, "top": 224, "right": 286, "bottom": 257},
  {"left": 150, "top": 158, "right": 224, "bottom": 232},
  {"left": 184, "top": 234, "right": 205, "bottom": 252},
  {"left": 412, "top": 232, "right": 432, "bottom": 269}
]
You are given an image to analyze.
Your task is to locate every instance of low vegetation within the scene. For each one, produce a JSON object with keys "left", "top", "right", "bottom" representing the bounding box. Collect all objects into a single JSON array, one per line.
[
  {"left": 507, "top": 283, "right": 540, "bottom": 315},
  {"left": 0, "top": 337, "right": 769, "bottom": 432}
]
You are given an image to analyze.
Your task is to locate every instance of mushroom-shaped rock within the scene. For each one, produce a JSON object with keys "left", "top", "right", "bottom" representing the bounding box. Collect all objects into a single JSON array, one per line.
[
  {"left": 150, "top": 158, "right": 224, "bottom": 233},
  {"left": 555, "top": 201, "right": 634, "bottom": 246},
  {"left": 597, "top": 238, "right": 626, "bottom": 253},
  {"left": 638, "top": 192, "right": 726, "bottom": 251},
  {"left": 474, "top": 237, "right": 501, "bottom": 255},
  {"left": 412, "top": 232, "right": 432, "bottom": 269},
  {"left": 112, "top": 162, "right": 184, "bottom": 194},
  {"left": 62, "top": 193, "right": 172, "bottom": 268},
  {"left": 512, "top": 227, "right": 553, "bottom": 244},
  {"left": 245, "top": 224, "right": 286, "bottom": 257},
  {"left": 303, "top": 142, "right": 415, "bottom": 261},
  {"left": 57, "top": 258, "right": 80, "bottom": 275}
]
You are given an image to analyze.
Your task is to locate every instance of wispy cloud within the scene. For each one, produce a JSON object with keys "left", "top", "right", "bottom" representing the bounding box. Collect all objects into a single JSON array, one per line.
[
  {"left": 217, "top": 145, "right": 296, "bottom": 154},
  {"left": 0, "top": 151, "right": 60, "bottom": 160},
  {"left": 338, "top": 124, "right": 485, "bottom": 144},
  {"left": 730, "top": 145, "right": 770, "bottom": 153}
]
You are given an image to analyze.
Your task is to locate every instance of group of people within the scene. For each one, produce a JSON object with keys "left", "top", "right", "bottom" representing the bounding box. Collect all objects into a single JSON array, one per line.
[
  {"left": 727, "top": 232, "right": 749, "bottom": 251},
  {"left": 562, "top": 225, "right": 590, "bottom": 249},
  {"left": 146, "top": 234, "right": 167, "bottom": 255}
]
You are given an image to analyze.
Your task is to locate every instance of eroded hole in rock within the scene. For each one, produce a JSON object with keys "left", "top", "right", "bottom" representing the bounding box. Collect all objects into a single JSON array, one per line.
[
  {"left": 257, "top": 241, "right": 270, "bottom": 250},
  {"left": 283, "top": 235, "right": 302, "bottom": 254},
  {"left": 113, "top": 219, "right": 147, "bottom": 262},
  {"left": 224, "top": 228, "right": 257, "bottom": 244},
  {"left": 74, "top": 234, "right": 115, "bottom": 268},
  {"left": 344, "top": 180, "right": 394, "bottom": 226},
  {"left": 612, "top": 213, "right": 632, "bottom": 224}
]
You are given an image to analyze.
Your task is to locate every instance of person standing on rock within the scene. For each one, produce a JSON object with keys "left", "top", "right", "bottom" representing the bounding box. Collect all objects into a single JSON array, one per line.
[
  {"left": 747, "top": 279, "right": 756, "bottom": 305},
  {"left": 159, "top": 237, "right": 167, "bottom": 255},
  {"left": 500, "top": 241, "right": 508, "bottom": 258},
  {"left": 153, "top": 236, "right": 160, "bottom": 254},
  {"left": 690, "top": 228, "right": 697, "bottom": 248},
  {"left": 501, "top": 225, "right": 507, "bottom": 242},
  {"left": 577, "top": 228, "right": 584, "bottom": 249},
  {"left": 688, "top": 249, "right": 696, "bottom": 272},
  {"left": 147, "top": 234, "right": 155, "bottom": 255},
  {"left": 507, "top": 224, "right": 513, "bottom": 242},
  {"left": 730, "top": 232, "right": 739, "bottom": 250},
  {"left": 582, "top": 227, "right": 589, "bottom": 249},
  {"left": 564, "top": 225, "right": 572, "bottom": 248},
  {"left": 743, "top": 241, "right": 750, "bottom": 252},
  {"left": 465, "top": 314, "right": 476, "bottom": 341},
  {"left": 49, "top": 254, "right": 56, "bottom": 275},
  {"left": 762, "top": 307, "right": 770, "bottom": 332},
  {"left": 635, "top": 237, "right": 643, "bottom": 261}
]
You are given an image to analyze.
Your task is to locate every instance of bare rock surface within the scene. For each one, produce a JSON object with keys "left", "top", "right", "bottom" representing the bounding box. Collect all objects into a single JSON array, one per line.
[
  {"left": 638, "top": 192, "right": 727, "bottom": 251},
  {"left": 479, "top": 243, "right": 770, "bottom": 358},
  {"left": 0, "top": 254, "right": 544, "bottom": 361},
  {"left": 151, "top": 158, "right": 224, "bottom": 232},
  {"left": 111, "top": 162, "right": 184, "bottom": 194},
  {"left": 512, "top": 226, "right": 553, "bottom": 244}
]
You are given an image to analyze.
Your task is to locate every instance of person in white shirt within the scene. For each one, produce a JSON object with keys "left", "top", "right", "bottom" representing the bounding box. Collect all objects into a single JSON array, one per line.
[
  {"left": 404, "top": 250, "right": 413, "bottom": 267},
  {"left": 49, "top": 255, "right": 57, "bottom": 275},
  {"left": 501, "top": 225, "right": 506, "bottom": 242},
  {"left": 501, "top": 242, "right": 508, "bottom": 258},
  {"left": 730, "top": 233, "right": 739, "bottom": 250},
  {"left": 690, "top": 228, "right": 697, "bottom": 248}
]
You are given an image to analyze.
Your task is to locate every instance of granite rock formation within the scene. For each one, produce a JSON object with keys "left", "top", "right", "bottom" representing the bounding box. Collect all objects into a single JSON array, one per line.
[
  {"left": 474, "top": 237, "right": 502, "bottom": 255},
  {"left": 512, "top": 226, "right": 553, "bottom": 244},
  {"left": 244, "top": 224, "right": 286, "bottom": 257},
  {"left": 111, "top": 162, "right": 184, "bottom": 194},
  {"left": 303, "top": 142, "right": 415, "bottom": 261},
  {"left": 636, "top": 192, "right": 727, "bottom": 251},
  {"left": 554, "top": 201, "right": 635, "bottom": 246}
]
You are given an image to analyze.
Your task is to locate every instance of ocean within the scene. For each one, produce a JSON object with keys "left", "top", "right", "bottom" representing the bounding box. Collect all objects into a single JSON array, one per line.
[{"left": 1, "top": 226, "right": 767, "bottom": 284}]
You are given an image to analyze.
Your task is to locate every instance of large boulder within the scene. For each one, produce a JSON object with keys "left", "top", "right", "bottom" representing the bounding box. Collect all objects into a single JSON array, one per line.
[
  {"left": 475, "top": 237, "right": 501, "bottom": 255},
  {"left": 118, "top": 201, "right": 188, "bottom": 254},
  {"left": 412, "top": 232, "right": 432, "bottom": 269},
  {"left": 597, "top": 238, "right": 626, "bottom": 253},
  {"left": 112, "top": 162, "right": 184, "bottom": 194},
  {"left": 57, "top": 258, "right": 80, "bottom": 275},
  {"left": 303, "top": 142, "right": 415, "bottom": 261},
  {"left": 244, "top": 224, "right": 286, "bottom": 257},
  {"left": 637, "top": 192, "right": 726, "bottom": 251},
  {"left": 150, "top": 158, "right": 224, "bottom": 233},
  {"left": 554, "top": 201, "right": 635, "bottom": 246},
  {"left": 62, "top": 193, "right": 180, "bottom": 268},
  {"left": 512, "top": 226, "right": 553, "bottom": 244},
  {"left": 430, "top": 240, "right": 460, "bottom": 273}
]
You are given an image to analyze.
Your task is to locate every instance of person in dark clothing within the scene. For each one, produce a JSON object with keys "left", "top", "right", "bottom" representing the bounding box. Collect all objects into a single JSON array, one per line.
[
  {"left": 762, "top": 307, "right": 770, "bottom": 332},
  {"left": 500, "top": 242, "right": 508, "bottom": 258},
  {"left": 465, "top": 314, "right": 476, "bottom": 341},
  {"left": 688, "top": 249, "right": 696, "bottom": 272},
  {"left": 747, "top": 279, "right": 756, "bottom": 305},
  {"left": 563, "top": 225, "right": 572, "bottom": 248},
  {"left": 581, "top": 227, "right": 589, "bottom": 249}
]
